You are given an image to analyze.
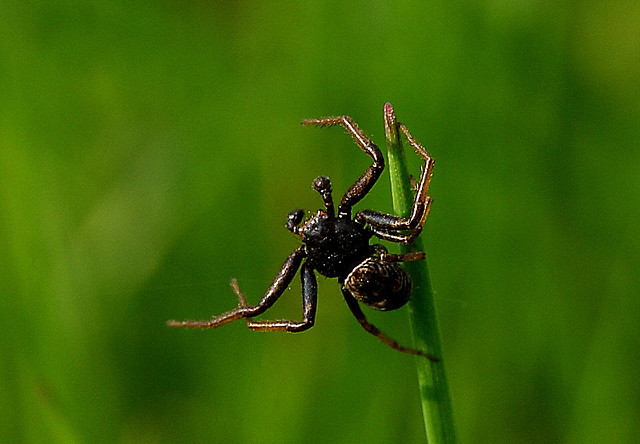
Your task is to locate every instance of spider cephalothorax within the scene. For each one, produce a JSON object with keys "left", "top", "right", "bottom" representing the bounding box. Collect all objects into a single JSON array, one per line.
[
  {"left": 293, "top": 207, "right": 372, "bottom": 278},
  {"left": 168, "top": 103, "right": 436, "bottom": 360}
]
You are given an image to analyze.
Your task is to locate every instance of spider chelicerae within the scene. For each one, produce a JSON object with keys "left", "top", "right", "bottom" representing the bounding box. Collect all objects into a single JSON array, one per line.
[{"left": 167, "top": 103, "right": 436, "bottom": 361}]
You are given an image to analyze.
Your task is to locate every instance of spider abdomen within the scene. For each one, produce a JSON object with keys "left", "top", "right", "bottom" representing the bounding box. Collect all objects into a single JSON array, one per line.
[{"left": 343, "top": 258, "right": 412, "bottom": 311}]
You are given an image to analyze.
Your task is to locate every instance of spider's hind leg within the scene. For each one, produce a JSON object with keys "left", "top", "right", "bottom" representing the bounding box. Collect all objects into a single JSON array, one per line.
[{"left": 341, "top": 287, "right": 438, "bottom": 362}]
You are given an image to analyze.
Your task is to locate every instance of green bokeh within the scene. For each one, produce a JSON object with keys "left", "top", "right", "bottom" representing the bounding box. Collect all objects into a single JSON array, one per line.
[{"left": 2, "top": 1, "right": 639, "bottom": 443}]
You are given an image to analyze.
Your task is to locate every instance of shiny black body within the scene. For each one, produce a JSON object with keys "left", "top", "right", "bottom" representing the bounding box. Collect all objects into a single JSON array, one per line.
[{"left": 298, "top": 209, "right": 372, "bottom": 278}]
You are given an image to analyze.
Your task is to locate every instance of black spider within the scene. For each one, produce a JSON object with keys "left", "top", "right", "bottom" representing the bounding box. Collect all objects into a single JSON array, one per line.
[{"left": 168, "top": 103, "right": 436, "bottom": 360}]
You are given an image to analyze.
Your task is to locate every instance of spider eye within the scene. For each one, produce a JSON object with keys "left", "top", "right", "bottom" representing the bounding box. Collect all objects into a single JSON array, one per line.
[{"left": 344, "top": 258, "right": 411, "bottom": 311}]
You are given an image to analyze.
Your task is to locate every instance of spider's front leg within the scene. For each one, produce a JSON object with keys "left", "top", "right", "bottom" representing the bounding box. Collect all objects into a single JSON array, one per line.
[
  {"left": 356, "top": 111, "right": 435, "bottom": 244},
  {"left": 302, "top": 115, "right": 385, "bottom": 217},
  {"left": 166, "top": 246, "right": 306, "bottom": 329}
]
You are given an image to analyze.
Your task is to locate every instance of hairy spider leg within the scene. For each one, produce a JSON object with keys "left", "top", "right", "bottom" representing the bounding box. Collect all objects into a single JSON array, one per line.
[
  {"left": 302, "top": 116, "right": 384, "bottom": 218},
  {"left": 355, "top": 122, "right": 435, "bottom": 244},
  {"left": 340, "top": 287, "right": 439, "bottom": 362},
  {"left": 166, "top": 246, "right": 306, "bottom": 329},
  {"left": 234, "top": 262, "right": 318, "bottom": 332}
]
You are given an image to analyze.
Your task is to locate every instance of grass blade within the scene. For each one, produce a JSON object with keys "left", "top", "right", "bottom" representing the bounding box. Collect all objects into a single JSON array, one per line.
[{"left": 384, "top": 103, "right": 457, "bottom": 444}]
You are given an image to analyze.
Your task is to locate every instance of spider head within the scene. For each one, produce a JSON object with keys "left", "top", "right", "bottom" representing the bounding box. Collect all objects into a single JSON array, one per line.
[
  {"left": 285, "top": 209, "right": 329, "bottom": 238},
  {"left": 296, "top": 210, "right": 331, "bottom": 244},
  {"left": 343, "top": 257, "right": 412, "bottom": 311}
]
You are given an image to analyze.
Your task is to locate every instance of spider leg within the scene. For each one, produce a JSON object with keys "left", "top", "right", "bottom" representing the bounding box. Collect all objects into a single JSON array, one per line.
[
  {"left": 371, "top": 244, "right": 426, "bottom": 263},
  {"left": 302, "top": 115, "right": 384, "bottom": 217},
  {"left": 237, "top": 262, "right": 317, "bottom": 332},
  {"left": 356, "top": 122, "right": 435, "bottom": 244},
  {"left": 341, "top": 287, "right": 438, "bottom": 361},
  {"left": 360, "top": 203, "right": 431, "bottom": 244},
  {"left": 166, "top": 246, "right": 306, "bottom": 329}
]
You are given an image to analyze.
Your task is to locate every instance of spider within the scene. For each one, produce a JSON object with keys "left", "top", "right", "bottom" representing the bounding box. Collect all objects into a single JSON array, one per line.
[{"left": 167, "top": 103, "right": 437, "bottom": 361}]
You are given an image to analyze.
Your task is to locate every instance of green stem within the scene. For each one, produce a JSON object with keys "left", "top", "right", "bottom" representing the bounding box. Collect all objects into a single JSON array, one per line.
[{"left": 384, "top": 103, "right": 457, "bottom": 444}]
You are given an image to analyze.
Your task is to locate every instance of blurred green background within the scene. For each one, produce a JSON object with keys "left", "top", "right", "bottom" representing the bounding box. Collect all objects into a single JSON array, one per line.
[{"left": 1, "top": 1, "right": 639, "bottom": 443}]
